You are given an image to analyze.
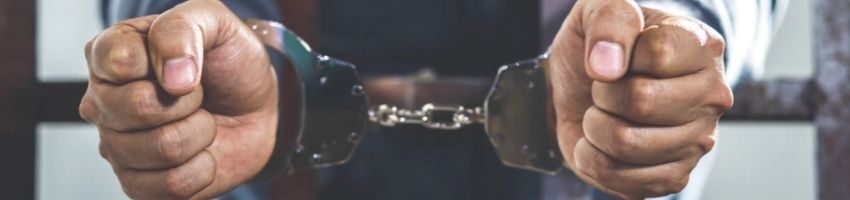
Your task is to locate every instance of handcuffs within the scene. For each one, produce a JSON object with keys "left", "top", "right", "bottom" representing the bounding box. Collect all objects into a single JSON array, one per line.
[{"left": 246, "top": 20, "right": 563, "bottom": 178}]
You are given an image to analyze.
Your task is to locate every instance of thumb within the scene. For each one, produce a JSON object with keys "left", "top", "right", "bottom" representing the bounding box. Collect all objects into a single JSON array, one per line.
[
  {"left": 147, "top": 0, "right": 223, "bottom": 96},
  {"left": 579, "top": 0, "right": 644, "bottom": 82},
  {"left": 148, "top": 0, "right": 275, "bottom": 115}
]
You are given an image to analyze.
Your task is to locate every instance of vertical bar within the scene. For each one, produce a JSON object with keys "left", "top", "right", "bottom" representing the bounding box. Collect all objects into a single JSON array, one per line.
[
  {"left": 812, "top": 0, "right": 850, "bottom": 198},
  {"left": 0, "top": 0, "right": 36, "bottom": 198}
]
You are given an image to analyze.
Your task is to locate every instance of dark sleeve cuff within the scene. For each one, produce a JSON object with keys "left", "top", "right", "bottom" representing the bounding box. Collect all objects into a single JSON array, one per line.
[
  {"left": 120, "top": 0, "right": 281, "bottom": 21},
  {"left": 251, "top": 46, "right": 290, "bottom": 183}
]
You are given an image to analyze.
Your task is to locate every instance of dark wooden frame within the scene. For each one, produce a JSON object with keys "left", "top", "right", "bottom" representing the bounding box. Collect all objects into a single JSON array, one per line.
[
  {"left": 0, "top": 0, "right": 37, "bottom": 198},
  {"left": 812, "top": 0, "right": 850, "bottom": 198},
  {"left": 729, "top": 0, "right": 850, "bottom": 198},
  {"left": 0, "top": 0, "right": 89, "bottom": 197}
]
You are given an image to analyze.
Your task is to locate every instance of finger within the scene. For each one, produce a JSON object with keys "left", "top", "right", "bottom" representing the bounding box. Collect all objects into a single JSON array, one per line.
[
  {"left": 582, "top": 106, "right": 716, "bottom": 164},
  {"left": 84, "top": 36, "right": 94, "bottom": 70},
  {"left": 89, "top": 16, "right": 157, "bottom": 84},
  {"left": 591, "top": 72, "right": 716, "bottom": 126},
  {"left": 116, "top": 150, "right": 216, "bottom": 200},
  {"left": 100, "top": 109, "right": 216, "bottom": 170},
  {"left": 89, "top": 79, "right": 203, "bottom": 131},
  {"left": 81, "top": 33, "right": 100, "bottom": 123},
  {"left": 573, "top": 138, "right": 700, "bottom": 198},
  {"left": 577, "top": 0, "right": 644, "bottom": 82},
  {"left": 630, "top": 8, "right": 725, "bottom": 78},
  {"left": 148, "top": 0, "right": 274, "bottom": 114},
  {"left": 79, "top": 83, "right": 99, "bottom": 123},
  {"left": 147, "top": 0, "right": 236, "bottom": 96}
]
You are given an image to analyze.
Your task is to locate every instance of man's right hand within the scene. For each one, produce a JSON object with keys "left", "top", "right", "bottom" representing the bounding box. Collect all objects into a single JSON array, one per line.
[{"left": 79, "top": 0, "right": 279, "bottom": 199}]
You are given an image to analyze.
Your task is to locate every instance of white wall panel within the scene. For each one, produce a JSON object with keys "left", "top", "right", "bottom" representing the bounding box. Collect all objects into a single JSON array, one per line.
[
  {"left": 36, "top": 123, "right": 127, "bottom": 200},
  {"left": 704, "top": 122, "right": 816, "bottom": 200},
  {"left": 37, "top": 0, "right": 101, "bottom": 82},
  {"left": 703, "top": 0, "right": 816, "bottom": 199}
]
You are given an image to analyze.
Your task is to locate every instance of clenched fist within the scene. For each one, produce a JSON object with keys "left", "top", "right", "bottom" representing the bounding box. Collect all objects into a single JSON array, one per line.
[
  {"left": 547, "top": 0, "right": 733, "bottom": 198},
  {"left": 79, "top": 0, "right": 278, "bottom": 199}
]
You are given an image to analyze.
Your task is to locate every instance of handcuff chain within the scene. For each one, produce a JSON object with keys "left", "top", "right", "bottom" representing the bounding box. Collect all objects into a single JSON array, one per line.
[{"left": 368, "top": 104, "right": 485, "bottom": 130}]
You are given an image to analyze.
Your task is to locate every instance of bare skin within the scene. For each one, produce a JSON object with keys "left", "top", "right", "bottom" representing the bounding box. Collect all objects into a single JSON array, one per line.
[
  {"left": 79, "top": 0, "right": 277, "bottom": 199},
  {"left": 548, "top": 0, "right": 733, "bottom": 199},
  {"left": 80, "top": 0, "right": 733, "bottom": 199}
]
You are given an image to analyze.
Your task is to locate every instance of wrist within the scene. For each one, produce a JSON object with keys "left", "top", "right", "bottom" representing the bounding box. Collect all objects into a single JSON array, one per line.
[
  {"left": 247, "top": 19, "right": 296, "bottom": 181},
  {"left": 251, "top": 46, "right": 293, "bottom": 182}
]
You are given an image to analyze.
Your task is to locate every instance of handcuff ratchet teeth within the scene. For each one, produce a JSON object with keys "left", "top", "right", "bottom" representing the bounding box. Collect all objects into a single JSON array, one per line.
[{"left": 248, "top": 20, "right": 563, "bottom": 175}]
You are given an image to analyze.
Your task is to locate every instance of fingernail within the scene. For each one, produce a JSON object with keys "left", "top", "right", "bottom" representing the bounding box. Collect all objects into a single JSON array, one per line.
[
  {"left": 163, "top": 57, "right": 197, "bottom": 89},
  {"left": 589, "top": 41, "right": 624, "bottom": 78}
]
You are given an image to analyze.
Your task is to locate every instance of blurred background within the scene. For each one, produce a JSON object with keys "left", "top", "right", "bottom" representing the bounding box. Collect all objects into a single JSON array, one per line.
[{"left": 1, "top": 0, "right": 819, "bottom": 199}]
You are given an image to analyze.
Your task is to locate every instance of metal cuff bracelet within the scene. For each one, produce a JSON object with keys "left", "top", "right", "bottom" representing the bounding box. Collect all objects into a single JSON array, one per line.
[{"left": 246, "top": 20, "right": 563, "bottom": 177}]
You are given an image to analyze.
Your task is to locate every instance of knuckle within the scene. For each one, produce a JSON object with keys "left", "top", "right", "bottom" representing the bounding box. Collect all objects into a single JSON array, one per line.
[
  {"left": 105, "top": 43, "right": 145, "bottom": 80},
  {"left": 93, "top": 25, "right": 147, "bottom": 83},
  {"left": 670, "top": 177, "right": 689, "bottom": 193},
  {"left": 79, "top": 95, "right": 96, "bottom": 122},
  {"left": 657, "top": 174, "right": 689, "bottom": 195},
  {"left": 128, "top": 84, "right": 162, "bottom": 125},
  {"left": 706, "top": 83, "right": 734, "bottom": 114},
  {"left": 574, "top": 160, "right": 594, "bottom": 178},
  {"left": 155, "top": 126, "right": 186, "bottom": 165},
  {"left": 204, "top": 0, "right": 228, "bottom": 9},
  {"left": 593, "top": 165, "right": 617, "bottom": 187},
  {"left": 575, "top": 150, "right": 612, "bottom": 184},
  {"left": 586, "top": 153, "right": 616, "bottom": 186},
  {"left": 610, "top": 124, "right": 637, "bottom": 158},
  {"left": 628, "top": 79, "right": 656, "bottom": 119},
  {"left": 98, "top": 141, "right": 109, "bottom": 160},
  {"left": 646, "top": 30, "right": 676, "bottom": 68},
  {"left": 701, "top": 23, "right": 726, "bottom": 56},
  {"left": 84, "top": 39, "right": 94, "bottom": 59},
  {"left": 706, "top": 35, "right": 725, "bottom": 56},
  {"left": 642, "top": 165, "right": 691, "bottom": 197},
  {"left": 697, "top": 134, "right": 717, "bottom": 154},
  {"left": 120, "top": 184, "right": 142, "bottom": 199},
  {"left": 666, "top": 17, "right": 725, "bottom": 57},
  {"left": 148, "top": 17, "right": 192, "bottom": 41},
  {"left": 91, "top": 30, "right": 117, "bottom": 58},
  {"left": 115, "top": 171, "right": 144, "bottom": 199},
  {"left": 163, "top": 170, "right": 193, "bottom": 199},
  {"left": 718, "top": 88, "right": 735, "bottom": 111}
]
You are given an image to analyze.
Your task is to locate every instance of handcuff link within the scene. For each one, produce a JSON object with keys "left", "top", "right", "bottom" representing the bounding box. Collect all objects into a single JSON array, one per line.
[
  {"left": 368, "top": 104, "right": 485, "bottom": 130},
  {"left": 248, "top": 19, "right": 563, "bottom": 176}
]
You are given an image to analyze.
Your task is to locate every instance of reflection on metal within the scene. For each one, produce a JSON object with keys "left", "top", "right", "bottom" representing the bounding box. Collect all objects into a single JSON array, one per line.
[
  {"left": 247, "top": 20, "right": 563, "bottom": 175},
  {"left": 248, "top": 20, "right": 370, "bottom": 173},
  {"left": 368, "top": 104, "right": 485, "bottom": 130},
  {"left": 485, "top": 55, "right": 563, "bottom": 175},
  {"left": 287, "top": 55, "right": 368, "bottom": 170}
]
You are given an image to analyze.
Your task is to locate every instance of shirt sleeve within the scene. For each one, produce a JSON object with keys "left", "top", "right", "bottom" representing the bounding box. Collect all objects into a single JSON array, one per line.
[{"left": 102, "top": 0, "right": 280, "bottom": 26}]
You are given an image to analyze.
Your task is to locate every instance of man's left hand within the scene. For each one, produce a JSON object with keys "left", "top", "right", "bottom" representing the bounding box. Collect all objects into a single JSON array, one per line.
[{"left": 547, "top": 1, "right": 734, "bottom": 198}]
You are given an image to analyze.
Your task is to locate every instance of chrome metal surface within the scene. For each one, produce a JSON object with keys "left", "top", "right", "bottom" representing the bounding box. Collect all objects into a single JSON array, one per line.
[
  {"left": 368, "top": 103, "right": 485, "bottom": 130},
  {"left": 484, "top": 55, "right": 563, "bottom": 175},
  {"left": 249, "top": 20, "right": 370, "bottom": 173},
  {"left": 248, "top": 20, "right": 562, "bottom": 176}
]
